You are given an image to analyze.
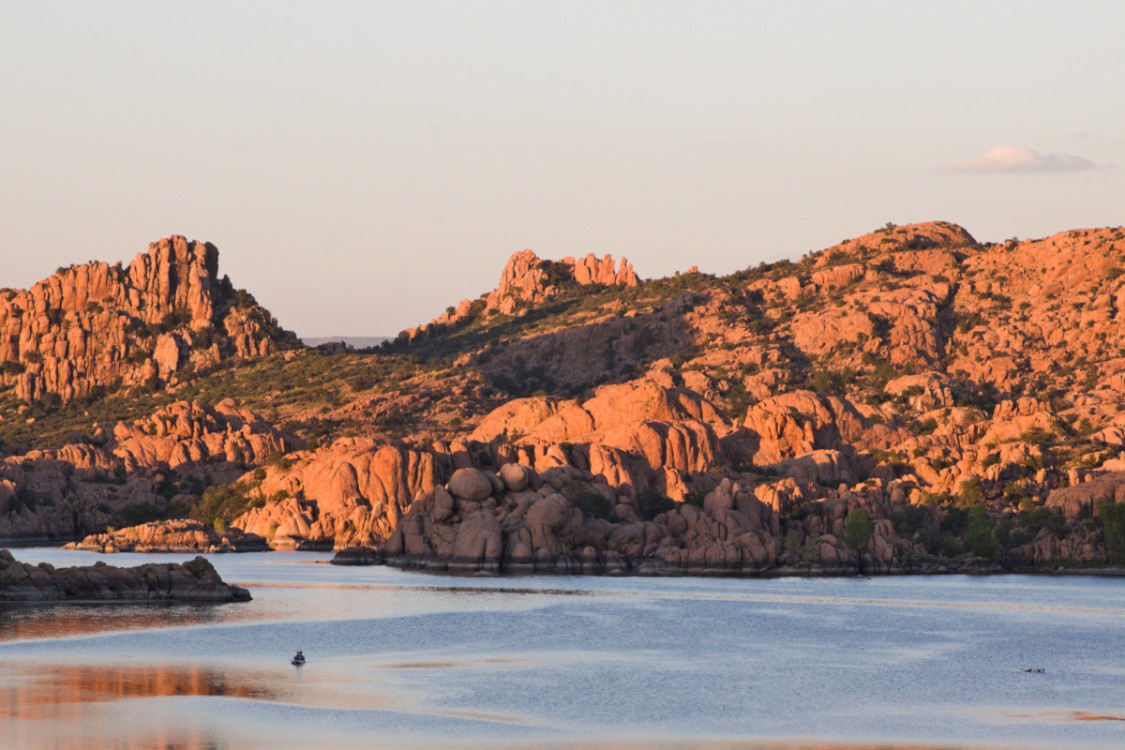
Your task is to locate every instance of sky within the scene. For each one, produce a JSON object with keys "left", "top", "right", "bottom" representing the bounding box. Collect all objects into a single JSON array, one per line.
[{"left": 1, "top": 1, "right": 1122, "bottom": 338}]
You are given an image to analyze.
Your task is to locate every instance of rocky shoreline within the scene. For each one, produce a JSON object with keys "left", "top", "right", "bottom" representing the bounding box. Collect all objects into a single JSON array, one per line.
[
  {"left": 0, "top": 549, "right": 252, "bottom": 602},
  {"left": 324, "top": 461, "right": 1125, "bottom": 578},
  {"left": 333, "top": 545, "right": 1125, "bottom": 578}
]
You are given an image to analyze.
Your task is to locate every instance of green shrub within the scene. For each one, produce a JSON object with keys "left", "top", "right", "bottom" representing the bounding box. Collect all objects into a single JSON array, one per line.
[
  {"left": 1019, "top": 427, "right": 1050, "bottom": 446},
  {"left": 118, "top": 502, "right": 164, "bottom": 526},
  {"left": 684, "top": 489, "right": 706, "bottom": 508},
  {"left": 841, "top": 508, "right": 873, "bottom": 549},
  {"left": 266, "top": 451, "right": 292, "bottom": 471},
  {"left": 965, "top": 504, "right": 997, "bottom": 559},
  {"left": 637, "top": 486, "right": 676, "bottom": 521},
  {"left": 994, "top": 516, "right": 1013, "bottom": 549},
  {"left": 172, "top": 481, "right": 256, "bottom": 526},
  {"left": 783, "top": 528, "right": 801, "bottom": 554},
  {"left": 561, "top": 480, "right": 614, "bottom": 520},
  {"left": 1020, "top": 506, "right": 1066, "bottom": 537},
  {"left": 191, "top": 328, "right": 215, "bottom": 351},
  {"left": 954, "top": 478, "right": 986, "bottom": 508},
  {"left": 940, "top": 506, "right": 970, "bottom": 536},
  {"left": 894, "top": 505, "right": 932, "bottom": 538},
  {"left": 1098, "top": 502, "right": 1125, "bottom": 564}
]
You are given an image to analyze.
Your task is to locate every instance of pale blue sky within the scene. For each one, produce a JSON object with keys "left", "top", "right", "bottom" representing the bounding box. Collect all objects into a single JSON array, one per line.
[{"left": 1, "top": 1, "right": 1122, "bottom": 336}]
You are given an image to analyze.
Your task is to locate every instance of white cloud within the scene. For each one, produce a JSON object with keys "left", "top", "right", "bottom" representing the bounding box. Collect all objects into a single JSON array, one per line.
[{"left": 945, "top": 144, "right": 1113, "bottom": 173}]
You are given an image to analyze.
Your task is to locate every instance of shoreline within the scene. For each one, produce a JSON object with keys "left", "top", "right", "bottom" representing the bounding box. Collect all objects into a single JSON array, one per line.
[{"left": 16, "top": 543, "right": 1125, "bottom": 578}]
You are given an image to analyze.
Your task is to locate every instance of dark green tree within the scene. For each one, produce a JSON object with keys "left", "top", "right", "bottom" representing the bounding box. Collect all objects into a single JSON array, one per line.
[
  {"left": 842, "top": 508, "right": 873, "bottom": 550},
  {"left": 966, "top": 504, "right": 997, "bottom": 559},
  {"left": 1098, "top": 502, "right": 1125, "bottom": 564}
]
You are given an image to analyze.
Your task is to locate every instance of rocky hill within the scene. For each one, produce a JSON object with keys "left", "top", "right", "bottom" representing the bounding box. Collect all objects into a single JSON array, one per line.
[
  {"left": 7, "top": 222, "right": 1125, "bottom": 574},
  {"left": 0, "top": 235, "right": 294, "bottom": 406}
]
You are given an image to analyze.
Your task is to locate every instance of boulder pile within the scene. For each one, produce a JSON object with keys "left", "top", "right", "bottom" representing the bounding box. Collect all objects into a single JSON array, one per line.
[{"left": 64, "top": 519, "right": 270, "bottom": 554}]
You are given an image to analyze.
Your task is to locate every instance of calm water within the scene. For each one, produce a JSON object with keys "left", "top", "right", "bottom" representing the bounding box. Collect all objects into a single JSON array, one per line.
[{"left": 2, "top": 548, "right": 1124, "bottom": 750}]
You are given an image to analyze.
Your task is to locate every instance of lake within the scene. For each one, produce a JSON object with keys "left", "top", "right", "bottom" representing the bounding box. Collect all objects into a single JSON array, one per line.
[{"left": 2, "top": 547, "right": 1124, "bottom": 750}]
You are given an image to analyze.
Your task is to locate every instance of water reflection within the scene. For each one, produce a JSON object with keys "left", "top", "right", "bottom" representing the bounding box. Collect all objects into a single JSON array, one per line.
[
  {"left": 4, "top": 549, "right": 1125, "bottom": 749},
  {"left": 1, "top": 662, "right": 244, "bottom": 750},
  {"left": 0, "top": 661, "right": 279, "bottom": 719},
  {"left": 0, "top": 602, "right": 228, "bottom": 643},
  {"left": 4, "top": 727, "right": 222, "bottom": 750}
]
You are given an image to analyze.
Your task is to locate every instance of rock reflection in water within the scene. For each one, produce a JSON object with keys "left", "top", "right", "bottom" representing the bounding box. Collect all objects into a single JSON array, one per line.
[
  {"left": 0, "top": 601, "right": 227, "bottom": 642},
  {"left": 1, "top": 661, "right": 278, "bottom": 719},
  {"left": 0, "top": 662, "right": 276, "bottom": 750}
]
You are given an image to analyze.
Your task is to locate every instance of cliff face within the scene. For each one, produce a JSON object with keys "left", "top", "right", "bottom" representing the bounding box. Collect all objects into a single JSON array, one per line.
[{"left": 0, "top": 236, "right": 293, "bottom": 404}]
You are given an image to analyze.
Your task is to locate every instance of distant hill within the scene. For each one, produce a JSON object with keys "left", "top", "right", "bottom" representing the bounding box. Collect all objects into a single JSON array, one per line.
[{"left": 300, "top": 336, "right": 390, "bottom": 349}]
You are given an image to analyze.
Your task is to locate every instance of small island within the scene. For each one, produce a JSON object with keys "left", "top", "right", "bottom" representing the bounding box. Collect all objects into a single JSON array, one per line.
[{"left": 0, "top": 549, "right": 251, "bottom": 602}]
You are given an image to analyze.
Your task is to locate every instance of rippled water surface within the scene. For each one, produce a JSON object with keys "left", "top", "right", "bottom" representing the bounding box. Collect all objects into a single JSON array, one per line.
[{"left": 2, "top": 548, "right": 1124, "bottom": 750}]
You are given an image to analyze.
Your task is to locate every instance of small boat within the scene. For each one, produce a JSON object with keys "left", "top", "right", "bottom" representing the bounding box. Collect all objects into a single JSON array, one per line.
[{"left": 292, "top": 651, "right": 306, "bottom": 666}]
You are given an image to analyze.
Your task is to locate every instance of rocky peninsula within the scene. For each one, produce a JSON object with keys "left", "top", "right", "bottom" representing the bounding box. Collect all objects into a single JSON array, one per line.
[{"left": 0, "top": 549, "right": 251, "bottom": 602}]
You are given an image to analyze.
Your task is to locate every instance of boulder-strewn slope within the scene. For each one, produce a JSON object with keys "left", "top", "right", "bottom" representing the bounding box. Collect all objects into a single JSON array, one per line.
[
  {"left": 0, "top": 398, "right": 302, "bottom": 544},
  {"left": 0, "top": 235, "right": 293, "bottom": 405},
  {"left": 0, "top": 549, "right": 250, "bottom": 601},
  {"left": 321, "top": 222, "right": 1125, "bottom": 572},
  {"left": 10, "top": 223, "right": 1125, "bottom": 574}
]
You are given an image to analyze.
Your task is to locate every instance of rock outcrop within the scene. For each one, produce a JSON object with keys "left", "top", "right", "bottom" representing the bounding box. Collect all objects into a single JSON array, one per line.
[
  {"left": 64, "top": 519, "right": 270, "bottom": 554},
  {"left": 331, "top": 459, "right": 1047, "bottom": 576},
  {"left": 0, "top": 549, "right": 251, "bottom": 602},
  {"left": 107, "top": 398, "right": 304, "bottom": 472},
  {"left": 400, "top": 249, "right": 640, "bottom": 340},
  {"left": 232, "top": 441, "right": 448, "bottom": 550},
  {"left": 0, "top": 236, "right": 293, "bottom": 404},
  {"left": 0, "top": 399, "right": 301, "bottom": 545},
  {"left": 482, "top": 250, "right": 640, "bottom": 317}
]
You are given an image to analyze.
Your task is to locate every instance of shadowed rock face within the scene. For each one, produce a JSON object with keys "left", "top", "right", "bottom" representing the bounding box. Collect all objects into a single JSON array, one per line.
[
  {"left": 0, "top": 549, "right": 251, "bottom": 602},
  {"left": 0, "top": 236, "right": 293, "bottom": 404},
  {"left": 476, "top": 298, "right": 696, "bottom": 397}
]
